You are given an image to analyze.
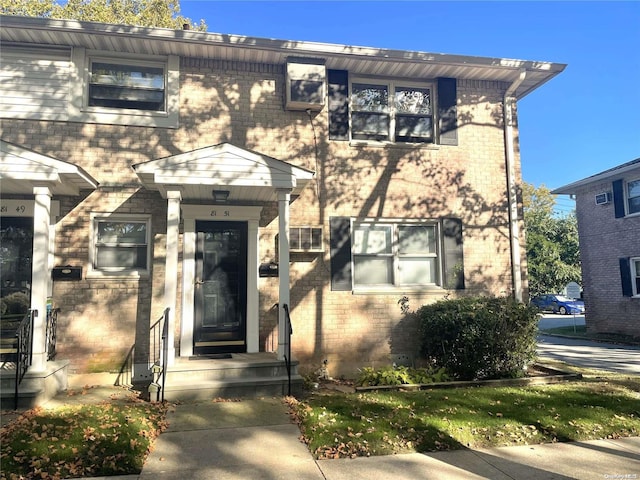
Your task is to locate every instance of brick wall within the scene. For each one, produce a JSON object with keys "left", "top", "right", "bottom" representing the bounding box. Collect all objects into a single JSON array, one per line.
[
  {"left": 574, "top": 179, "right": 640, "bottom": 338},
  {"left": 0, "top": 58, "right": 526, "bottom": 376}
]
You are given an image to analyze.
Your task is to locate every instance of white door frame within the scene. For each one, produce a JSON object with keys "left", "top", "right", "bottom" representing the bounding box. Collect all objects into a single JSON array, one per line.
[{"left": 179, "top": 205, "right": 262, "bottom": 358}]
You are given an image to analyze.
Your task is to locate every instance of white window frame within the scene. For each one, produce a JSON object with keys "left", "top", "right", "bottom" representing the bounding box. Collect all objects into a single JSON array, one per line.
[
  {"left": 86, "top": 57, "right": 167, "bottom": 113},
  {"left": 88, "top": 213, "right": 151, "bottom": 278},
  {"left": 351, "top": 219, "right": 441, "bottom": 291},
  {"left": 631, "top": 257, "right": 640, "bottom": 297},
  {"left": 626, "top": 178, "right": 640, "bottom": 216},
  {"left": 349, "top": 77, "right": 435, "bottom": 145},
  {"left": 70, "top": 48, "right": 179, "bottom": 128}
]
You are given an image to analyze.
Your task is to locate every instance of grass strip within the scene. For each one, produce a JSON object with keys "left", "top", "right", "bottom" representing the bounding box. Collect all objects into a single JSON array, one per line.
[
  {"left": 290, "top": 376, "right": 640, "bottom": 459},
  {"left": 1, "top": 399, "right": 169, "bottom": 479}
]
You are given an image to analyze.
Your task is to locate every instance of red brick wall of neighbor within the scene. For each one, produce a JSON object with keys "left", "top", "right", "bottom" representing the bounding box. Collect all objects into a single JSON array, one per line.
[
  {"left": 0, "top": 59, "right": 527, "bottom": 376},
  {"left": 574, "top": 180, "right": 640, "bottom": 339}
]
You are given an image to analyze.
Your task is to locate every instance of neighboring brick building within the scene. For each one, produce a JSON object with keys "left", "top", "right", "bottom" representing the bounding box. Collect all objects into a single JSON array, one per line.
[
  {"left": 553, "top": 160, "right": 640, "bottom": 339},
  {"left": 0, "top": 15, "right": 566, "bottom": 397}
]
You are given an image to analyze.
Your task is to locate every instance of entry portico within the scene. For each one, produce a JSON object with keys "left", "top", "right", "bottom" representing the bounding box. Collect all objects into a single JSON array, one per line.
[
  {"left": 132, "top": 143, "right": 314, "bottom": 365},
  {"left": 0, "top": 140, "right": 99, "bottom": 372}
]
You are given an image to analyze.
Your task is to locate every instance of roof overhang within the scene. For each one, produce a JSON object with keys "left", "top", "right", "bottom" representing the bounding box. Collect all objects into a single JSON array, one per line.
[
  {"left": 552, "top": 159, "right": 640, "bottom": 194},
  {"left": 0, "top": 140, "right": 99, "bottom": 195},
  {"left": 132, "top": 143, "right": 314, "bottom": 202},
  {"left": 0, "top": 15, "right": 566, "bottom": 100}
]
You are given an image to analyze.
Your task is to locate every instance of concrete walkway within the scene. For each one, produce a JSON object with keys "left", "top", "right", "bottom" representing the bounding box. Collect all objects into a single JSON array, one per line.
[
  {"left": 11, "top": 379, "right": 640, "bottom": 480},
  {"left": 134, "top": 398, "right": 640, "bottom": 480}
]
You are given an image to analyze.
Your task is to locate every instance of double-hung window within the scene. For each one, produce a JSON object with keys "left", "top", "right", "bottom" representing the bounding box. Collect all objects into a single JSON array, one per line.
[
  {"left": 626, "top": 179, "right": 640, "bottom": 215},
  {"left": 91, "top": 215, "right": 150, "bottom": 275},
  {"left": 88, "top": 59, "right": 166, "bottom": 112},
  {"left": 352, "top": 222, "right": 439, "bottom": 288},
  {"left": 632, "top": 258, "right": 640, "bottom": 296},
  {"left": 351, "top": 80, "right": 433, "bottom": 143}
]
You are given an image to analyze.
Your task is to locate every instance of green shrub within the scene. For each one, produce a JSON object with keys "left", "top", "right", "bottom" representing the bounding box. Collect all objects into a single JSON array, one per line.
[
  {"left": 416, "top": 296, "right": 539, "bottom": 381},
  {"left": 356, "top": 365, "right": 449, "bottom": 387}
]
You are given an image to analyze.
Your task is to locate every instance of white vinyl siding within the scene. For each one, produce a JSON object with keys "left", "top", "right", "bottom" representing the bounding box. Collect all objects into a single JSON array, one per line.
[
  {"left": 0, "top": 45, "right": 72, "bottom": 120},
  {"left": 0, "top": 44, "right": 178, "bottom": 128}
]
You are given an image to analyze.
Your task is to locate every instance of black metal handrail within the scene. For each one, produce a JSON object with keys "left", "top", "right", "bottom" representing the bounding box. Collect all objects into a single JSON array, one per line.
[
  {"left": 45, "top": 307, "right": 59, "bottom": 361},
  {"left": 282, "top": 303, "right": 293, "bottom": 396},
  {"left": 149, "top": 308, "right": 169, "bottom": 402},
  {"left": 14, "top": 309, "right": 36, "bottom": 409}
]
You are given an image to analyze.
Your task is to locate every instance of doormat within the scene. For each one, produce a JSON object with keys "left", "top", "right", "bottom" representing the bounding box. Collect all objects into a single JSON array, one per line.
[{"left": 188, "top": 354, "right": 233, "bottom": 360}]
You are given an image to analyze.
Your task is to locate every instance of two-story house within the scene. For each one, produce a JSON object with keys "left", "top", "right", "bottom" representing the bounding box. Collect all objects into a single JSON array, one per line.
[
  {"left": 0, "top": 15, "right": 566, "bottom": 404},
  {"left": 553, "top": 160, "right": 640, "bottom": 339}
]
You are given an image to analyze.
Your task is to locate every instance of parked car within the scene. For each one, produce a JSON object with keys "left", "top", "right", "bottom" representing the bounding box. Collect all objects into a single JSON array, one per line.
[{"left": 530, "top": 294, "right": 585, "bottom": 315}]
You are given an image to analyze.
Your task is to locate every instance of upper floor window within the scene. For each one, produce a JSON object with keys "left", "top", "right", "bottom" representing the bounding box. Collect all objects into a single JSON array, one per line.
[
  {"left": 627, "top": 179, "right": 640, "bottom": 215},
  {"left": 90, "top": 215, "right": 150, "bottom": 276},
  {"left": 88, "top": 59, "right": 166, "bottom": 112},
  {"left": 351, "top": 80, "right": 433, "bottom": 143}
]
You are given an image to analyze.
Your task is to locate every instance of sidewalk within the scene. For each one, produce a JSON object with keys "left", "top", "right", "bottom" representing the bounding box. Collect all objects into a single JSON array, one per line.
[
  {"left": 138, "top": 399, "right": 640, "bottom": 480},
  {"left": 25, "top": 381, "right": 640, "bottom": 479}
]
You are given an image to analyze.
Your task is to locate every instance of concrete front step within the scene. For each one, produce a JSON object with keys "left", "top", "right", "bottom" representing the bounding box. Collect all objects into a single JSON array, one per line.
[
  {"left": 162, "top": 374, "right": 304, "bottom": 401},
  {"left": 158, "top": 353, "right": 304, "bottom": 401},
  {"left": 0, "top": 360, "right": 69, "bottom": 408}
]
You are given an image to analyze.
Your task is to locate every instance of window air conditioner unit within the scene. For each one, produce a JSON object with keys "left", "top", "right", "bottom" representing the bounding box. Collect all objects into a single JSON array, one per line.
[
  {"left": 290, "top": 226, "right": 323, "bottom": 252},
  {"left": 285, "top": 58, "right": 326, "bottom": 112},
  {"left": 595, "top": 192, "right": 612, "bottom": 205}
]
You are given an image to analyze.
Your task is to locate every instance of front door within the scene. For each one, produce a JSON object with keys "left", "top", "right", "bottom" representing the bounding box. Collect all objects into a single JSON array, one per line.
[{"left": 194, "top": 221, "right": 247, "bottom": 355}]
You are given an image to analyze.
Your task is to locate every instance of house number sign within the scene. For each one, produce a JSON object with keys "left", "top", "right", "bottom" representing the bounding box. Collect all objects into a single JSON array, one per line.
[
  {"left": 210, "top": 209, "right": 232, "bottom": 217},
  {"left": 0, "top": 200, "right": 34, "bottom": 217}
]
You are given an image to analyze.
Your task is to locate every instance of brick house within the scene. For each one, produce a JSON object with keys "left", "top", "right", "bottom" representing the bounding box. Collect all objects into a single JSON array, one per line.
[
  {"left": 0, "top": 15, "right": 565, "bottom": 402},
  {"left": 553, "top": 160, "right": 640, "bottom": 339}
]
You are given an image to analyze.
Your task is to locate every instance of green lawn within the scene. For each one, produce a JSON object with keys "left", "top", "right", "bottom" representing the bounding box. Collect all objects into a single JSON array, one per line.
[
  {"left": 1, "top": 399, "right": 169, "bottom": 479},
  {"left": 291, "top": 373, "right": 640, "bottom": 459}
]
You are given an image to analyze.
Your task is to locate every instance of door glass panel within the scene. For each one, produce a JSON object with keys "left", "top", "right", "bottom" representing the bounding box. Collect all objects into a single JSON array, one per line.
[
  {"left": 0, "top": 217, "right": 33, "bottom": 318},
  {"left": 194, "top": 221, "right": 247, "bottom": 354}
]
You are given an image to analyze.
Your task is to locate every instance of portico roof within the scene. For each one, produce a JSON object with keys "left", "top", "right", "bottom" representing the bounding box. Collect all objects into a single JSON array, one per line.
[
  {"left": 0, "top": 140, "right": 99, "bottom": 195},
  {"left": 132, "top": 143, "right": 315, "bottom": 202}
]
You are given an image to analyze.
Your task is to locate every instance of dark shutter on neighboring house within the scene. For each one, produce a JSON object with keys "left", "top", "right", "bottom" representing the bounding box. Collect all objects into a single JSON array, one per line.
[
  {"left": 437, "top": 77, "right": 458, "bottom": 146},
  {"left": 328, "top": 70, "right": 349, "bottom": 141},
  {"left": 613, "top": 179, "right": 626, "bottom": 218},
  {"left": 620, "top": 257, "right": 633, "bottom": 297},
  {"left": 442, "top": 217, "right": 465, "bottom": 289},
  {"left": 330, "top": 217, "right": 352, "bottom": 291}
]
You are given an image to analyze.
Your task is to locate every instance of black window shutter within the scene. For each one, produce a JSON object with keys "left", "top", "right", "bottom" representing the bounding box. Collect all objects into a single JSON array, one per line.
[
  {"left": 437, "top": 77, "right": 458, "bottom": 146},
  {"left": 442, "top": 217, "right": 465, "bottom": 289},
  {"left": 328, "top": 70, "right": 349, "bottom": 141},
  {"left": 612, "top": 179, "right": 626, "bottom": 218},
  {"left": 330, "top": 217, "right": 352, "bottom": 291},
  {"left": 620, "top": 257, "right": 633, "bottom": 297}
]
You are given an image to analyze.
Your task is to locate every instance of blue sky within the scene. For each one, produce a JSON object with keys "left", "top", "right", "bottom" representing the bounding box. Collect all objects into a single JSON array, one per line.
[{"left": 181, "top": 1, "right": 640, "bottom": 214}]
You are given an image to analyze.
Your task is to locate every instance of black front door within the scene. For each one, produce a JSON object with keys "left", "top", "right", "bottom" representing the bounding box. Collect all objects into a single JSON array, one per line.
[
  {"left": 0, "top": 217, "right": 33, "bottom": 314},
  {"left": 194, "top": 221, "right": 247, "bottom": 355}
]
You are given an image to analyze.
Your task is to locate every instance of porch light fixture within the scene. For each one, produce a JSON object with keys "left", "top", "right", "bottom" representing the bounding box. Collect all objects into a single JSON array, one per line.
[{"left": 212, "top": 189, "right": 230, "bottom": 202}]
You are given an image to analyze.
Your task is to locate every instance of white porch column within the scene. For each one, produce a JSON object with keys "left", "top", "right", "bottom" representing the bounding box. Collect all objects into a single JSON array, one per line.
[
  {"left": 277, "top": 189, "right": 291, "bottom": 361},
  {"left": 30, "top": 186, "right": 52, "bottom": 371},
  {"left": 247, "top": 219, "right": 260, "bottom": 353},
  {"left": 164, "top": 189, "right": 182, "bottom": 365}
]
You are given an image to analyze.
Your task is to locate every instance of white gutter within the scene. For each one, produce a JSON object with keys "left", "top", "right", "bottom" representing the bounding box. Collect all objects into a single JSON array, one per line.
[{"left": 504, "top": 69, "right": 527, "bottom": 302}]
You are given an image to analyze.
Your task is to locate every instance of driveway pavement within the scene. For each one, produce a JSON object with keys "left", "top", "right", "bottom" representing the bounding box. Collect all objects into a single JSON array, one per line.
[
  {"left": 537, "top": 334, "right": 640, "bottom": 374},
  {"left": 537, "top": 313, "right": 585, "bottom": 331}
]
